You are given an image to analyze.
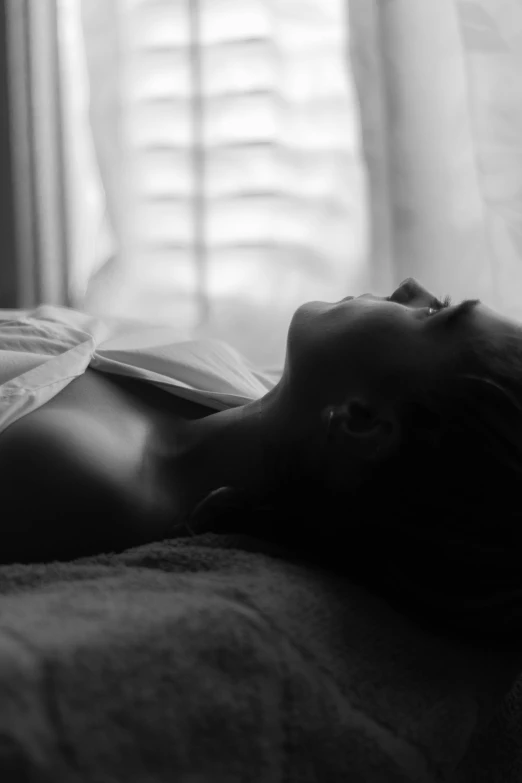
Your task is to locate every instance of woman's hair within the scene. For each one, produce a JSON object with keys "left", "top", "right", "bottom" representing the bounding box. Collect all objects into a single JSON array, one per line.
[
  {"left": 187, "top": 326, "right": 522, "bottom": 643},
  {"left": 357, "top": 329, "right": 522, "bottom": 641}
]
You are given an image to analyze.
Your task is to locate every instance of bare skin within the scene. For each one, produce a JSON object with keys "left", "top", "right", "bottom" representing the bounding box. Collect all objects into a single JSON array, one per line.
[
  {"left": 0, "top": 364, "right": 302, "bottom": 561},
  {"left": 0, "top": 277, "right": 519, "bottom": 562},
  {"left": 0, "top": 370, "right": 212, "bottom": 561}
]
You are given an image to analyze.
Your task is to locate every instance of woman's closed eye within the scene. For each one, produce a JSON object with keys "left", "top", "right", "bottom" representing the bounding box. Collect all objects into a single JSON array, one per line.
[
  {"left": 427, "top": 294, "right": 453, "bottom": 316},
  {"left": 385, "top": 292, "right": 453, "bottom": 314}
]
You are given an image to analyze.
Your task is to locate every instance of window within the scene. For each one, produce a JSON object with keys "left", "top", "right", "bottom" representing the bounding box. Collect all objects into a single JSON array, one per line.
[{"left": 58, "top": 0, "right": 368, "bottom": 365}]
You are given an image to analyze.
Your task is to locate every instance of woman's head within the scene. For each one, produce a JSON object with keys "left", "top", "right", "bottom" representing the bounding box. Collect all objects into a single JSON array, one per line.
[
  {"left": 190, "top": 277, "right": 522, "bottom": 637},
  {"left": 282, "top": 278, "right": 517, "bottom": 482},
  {"left": 277, "top": 278, "right": 522, "bottom": 637}
]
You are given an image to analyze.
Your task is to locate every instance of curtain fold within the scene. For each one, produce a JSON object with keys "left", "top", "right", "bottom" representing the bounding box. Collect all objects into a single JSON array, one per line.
[
  {"left": 347, "top": 0, "right": 393, "bottom": 294},
  {"left": 57, "top": 0, "right": 116, "bottom": 309},
  {"left": 3, "top": 0, "right": 70, "bottom": 308},
  {"left": 351, "top": 0, "right": 522, "bottom": 313}
]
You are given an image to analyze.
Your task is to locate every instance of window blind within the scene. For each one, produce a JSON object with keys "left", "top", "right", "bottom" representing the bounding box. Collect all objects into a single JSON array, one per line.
[{"left": 66, "top": 0, "right": 367, "bottom": 365}]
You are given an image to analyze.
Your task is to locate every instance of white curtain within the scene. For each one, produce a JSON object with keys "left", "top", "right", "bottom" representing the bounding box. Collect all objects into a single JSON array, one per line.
[
  {"left": 58, "top": 0, "right": 368, "bottom": 367},
  {"left": 350, "top": 0, "right": 522, "bottom": 315}
]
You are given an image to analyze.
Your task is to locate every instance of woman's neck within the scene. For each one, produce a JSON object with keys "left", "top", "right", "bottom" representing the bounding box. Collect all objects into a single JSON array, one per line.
[
  {"left": 159, "top": 390, "right": 278, "bottom": 521},
  {"left": 160, "top": 381, "right": 321, "bottom": 525}
]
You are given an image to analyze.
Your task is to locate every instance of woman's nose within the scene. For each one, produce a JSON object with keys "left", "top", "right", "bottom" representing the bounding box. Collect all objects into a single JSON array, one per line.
[{"left": 389, "top": 278, "right": 434, "bottom": 308}]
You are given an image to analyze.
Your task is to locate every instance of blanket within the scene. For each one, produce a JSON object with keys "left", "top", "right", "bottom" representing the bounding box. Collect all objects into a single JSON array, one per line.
[{"left": 0, "top": 532, "right": 520, "bottom": 782}]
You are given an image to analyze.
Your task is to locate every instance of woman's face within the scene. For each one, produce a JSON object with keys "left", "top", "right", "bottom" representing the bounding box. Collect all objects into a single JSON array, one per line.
[{"left": 284, "top": 278, "right": 511, "bottom": 411}]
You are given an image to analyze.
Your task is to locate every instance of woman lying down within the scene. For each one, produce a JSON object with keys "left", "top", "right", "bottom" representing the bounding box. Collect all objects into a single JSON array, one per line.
[{"left": 0, "top": 277, "right": 520, "bottom": 634}]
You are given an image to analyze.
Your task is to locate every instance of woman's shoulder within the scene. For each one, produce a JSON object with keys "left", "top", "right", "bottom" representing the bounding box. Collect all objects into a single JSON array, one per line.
[
  {"left": 0, "top": 376, "right": 181, "bottom": 562},
  {"left": 0, "top": 367, "right": 211, "bottom": 506}
]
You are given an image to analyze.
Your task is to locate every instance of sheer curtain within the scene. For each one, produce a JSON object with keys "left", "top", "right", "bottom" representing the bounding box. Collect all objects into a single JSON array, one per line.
[
  {"left": 350, "top": 0, "right": 522, "bottom": 316},
  {"left": 59, "top": 0, "right": 522, "bottom": 369},
  {"left": 58, "top": 0, "right": 368, "bottom": 367}
]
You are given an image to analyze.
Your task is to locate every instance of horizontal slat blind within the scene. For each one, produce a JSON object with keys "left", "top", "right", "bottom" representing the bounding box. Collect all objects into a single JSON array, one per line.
[{"left": 72, "top": 0, "right": 367, "bottom": 365}]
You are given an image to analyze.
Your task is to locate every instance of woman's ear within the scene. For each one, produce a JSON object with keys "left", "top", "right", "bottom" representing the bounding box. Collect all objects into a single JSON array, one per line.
[{"left": 322, "top": 398, "right": 400, "bottom": 462}]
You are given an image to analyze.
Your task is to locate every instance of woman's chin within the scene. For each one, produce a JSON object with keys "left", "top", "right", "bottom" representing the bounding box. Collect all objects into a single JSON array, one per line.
[
  {"left": 299, "top": 296, "right": 354, "bottom": 310},
  {"left": 295, "top": 300, "right": 331, "bottom": 312},
  {"left": 290, "top": 297, "right": 357, "bottom": 333}
]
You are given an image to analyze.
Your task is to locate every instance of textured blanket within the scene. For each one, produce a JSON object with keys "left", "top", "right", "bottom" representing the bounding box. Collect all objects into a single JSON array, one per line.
[{"left": 0, "top": 533, "right": 520, "bottom": 782}]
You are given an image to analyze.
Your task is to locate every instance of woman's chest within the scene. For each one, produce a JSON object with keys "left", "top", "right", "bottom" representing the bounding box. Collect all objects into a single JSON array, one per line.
[{"left": 0, "top": 371, "right": 211, "bottom": 560}]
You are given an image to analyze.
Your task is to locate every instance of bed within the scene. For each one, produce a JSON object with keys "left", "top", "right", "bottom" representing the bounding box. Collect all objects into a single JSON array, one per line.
[{"left": 0, "top": 527, "right": 520, "bottom": 782}]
